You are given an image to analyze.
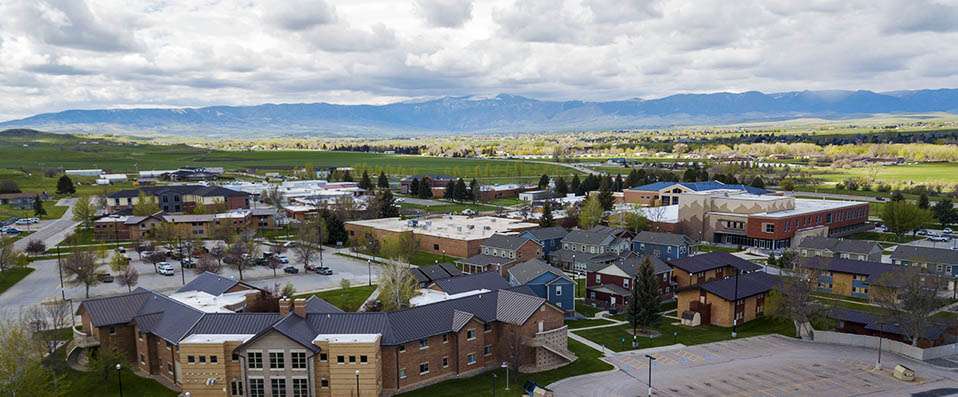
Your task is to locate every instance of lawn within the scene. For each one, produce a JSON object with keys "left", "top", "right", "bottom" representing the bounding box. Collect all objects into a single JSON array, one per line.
[
  {"left": 0, "top": 201, "right": 67, "bottom": 220},
  {"left": 566, "top": 318, "right": 616, "bottom": 329},
  {"left": 487, "top": 197, "right": 524, "bottom": 207},
  {"left": 848, "top": 231, "right": 922, "bottom": 244},
  {"left": 572, "top": 317, "right": 795, "bottom": 353},
  {"left": 398, "top": 339, "right": 612, "bottom": 397},
  {"left": 812, "top": 163, "right": 958, "bottom": 187},
  {"left": 44, "top": 343, "right": 175, "bottom": 397},
  {"left": 297, "top": 284, "right": 378, "bottom": 312},
  {"left": 575, "top": 303, "right": 602, "bottom": 318},
  {"left": 409, "top": 250, "right": 456, "bottom": 267},
  {"left": 575, "top": 278, "right": 586, "bottom": 298},
  {"left": 695, "top": 244, "right": 742, "bottom": 253},
  {"left": 400, "top": 201, "right": 493, "bottom": 215},
  {"left": 0, "top": 266, "right": 34, "bottom": 293}
]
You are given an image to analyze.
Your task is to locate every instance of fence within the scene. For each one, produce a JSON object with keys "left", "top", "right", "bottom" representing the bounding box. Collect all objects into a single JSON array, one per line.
[{"left": 813, "top": 330, "right": 958, "bottom": 361}]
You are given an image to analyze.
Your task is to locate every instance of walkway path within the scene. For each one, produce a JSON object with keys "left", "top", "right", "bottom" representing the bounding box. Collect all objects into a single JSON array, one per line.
[{"left": 13, "top": 198, "right": 78, "bottom": 252}]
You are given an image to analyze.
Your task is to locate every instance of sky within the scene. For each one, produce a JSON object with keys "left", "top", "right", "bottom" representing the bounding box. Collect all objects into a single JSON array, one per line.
[{"left": 1, "top": 0, "right": 958, "bottom": 120}]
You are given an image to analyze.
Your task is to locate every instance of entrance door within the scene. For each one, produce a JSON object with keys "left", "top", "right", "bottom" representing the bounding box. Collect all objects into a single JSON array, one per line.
[{"left": 610, "top": 296, "right": 617, "bottom": 307}]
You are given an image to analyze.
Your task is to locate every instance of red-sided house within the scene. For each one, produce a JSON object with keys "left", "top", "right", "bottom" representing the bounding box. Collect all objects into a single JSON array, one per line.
[{"left": 584, "top": 252, "right": 673, "bottom": 311}]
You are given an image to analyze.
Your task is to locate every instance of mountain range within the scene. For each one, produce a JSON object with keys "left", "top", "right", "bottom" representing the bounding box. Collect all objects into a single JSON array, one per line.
[{"left": 3, "top": 89, "right": 958, "bottom": 137}]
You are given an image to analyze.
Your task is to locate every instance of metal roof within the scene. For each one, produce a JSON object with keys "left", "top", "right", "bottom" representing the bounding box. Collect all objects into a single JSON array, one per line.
[
  {"left": 891, "top": 245, "right": 958, "bottom": 265},
  {"left": 798, "top": 257, "right": 898, "bottom": 281},
  {"left": 562, "top": 228, "right": 617, "bottom": 246},
  {"left": 78, "top": 288, "right": 153, "bottom": 327},
  {"left": 590, "top": 253, "right": 671, "bottom": 277},
  {"left": 699, "top": 271, "right": 779, "bottom": 301},
  {"left": 668, "top": 252, "right": 761, "bottom": 274},
  {"left": 633, "top": 231, "right": 692, "bottom": 247},
  {"left": 521, "top": 226, "right": 569, "bottom": 241},
  {"left": 433, "top": 271, "right": 511, "bottom": 295},
  {"left": 304, "top": 296, "right": 344, "bottom": 314},
  {"left": 482, "top": 233, "right": 535, "bottom": 251},
  {"left": 456, "top": 254, "right": 508, "bottom": 267},
  {"left": 631, "top": 181, "right": 767, "bottom": 195},
  {"left": 508, "top": 259, "right": 572, "bottom": 285},
  {"left": 797, "top": 237, "right": 881, "bottom": 255},
  {"left": 178, "top": 272, "right": 242, "bottom": 296}
]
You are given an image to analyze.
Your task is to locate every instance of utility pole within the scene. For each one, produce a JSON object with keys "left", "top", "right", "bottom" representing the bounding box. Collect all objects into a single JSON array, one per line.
[{"left": 645, "top": 354, "right": 656, "bottom": 397}]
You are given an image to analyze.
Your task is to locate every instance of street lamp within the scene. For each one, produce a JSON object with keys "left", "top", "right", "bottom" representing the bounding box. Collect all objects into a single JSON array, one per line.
[
  {"left": 731, "top": 268, "right": 740, "bottom": 338},
  {"left": 644, "top": 354, "right": 656, "bottom": 397},
  {"left": 491, "top": 373, "right": 497, "bottom": 397},
  {"left": 367, "top": 259, "right": 372, "bottom": 286},
  {"left": 115, "top": 363, "right": 124, "bottom": 397},
  {"left": 501, "top": 362, "right": 510, "bottom": 390},
  {"left": 355, "top": 369, "right": 360, "bottom": 397},
  {"left": 876, "top": 322, "right": 884, "bottom": 370}
]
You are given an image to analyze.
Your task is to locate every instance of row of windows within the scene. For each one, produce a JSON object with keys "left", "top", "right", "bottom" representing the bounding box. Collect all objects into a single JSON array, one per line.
[
  {"left": 335, "top": 354, "right": 369, "bottom": 365},
  {"left": 247, "top": 351, "right": 308, "bottom": 370},
  {"left": 398, "top": 347, "right": 491, "bottom": 379},
  {"left": 186, "top": 354, "right": 218, "bottom": 364},
  {"left": 247, "top": 378, "right": 308, "bottom": 397}
]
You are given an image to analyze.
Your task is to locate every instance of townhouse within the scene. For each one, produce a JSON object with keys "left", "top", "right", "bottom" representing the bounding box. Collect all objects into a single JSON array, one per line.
[
  {"left": 345, "top": 216, "right": 538, "bottom": 258},
  {"left": 676, "top": 271, "right": 778, "bottom": 328},
  {"left": 891, "top": 245, "right": 958, "bottom": 278},
  {"left": 93, "top": 208, "right": 278, "bottom": 241},
  {"left": 507, "top": 259, "right": 576, "bottom": 315},
  {"left": 668, "top": 252, "right": 762, "bottom": 291},
  {"left": 520, "top": 226, "right": 569, "bottom": 255},
  {"left": 584, "top": 253, "right": 673, "bottom": 311},
  {"left": 631, "top": 231, "right": 694, "bottom": 261},
  {"left": 0, "top": 192, "right": 43, "bottom": 209},
  {"left": 797, "top": 236, "right": 882, "bottom": 262},
  {"left": 547, "top": 226, "right": 631, "bottom": 273},
  {"left": 456, "top": 233, "right": 542, "bottom": 275},
  {"left": 798, "top": 257, "right": 899, "bottom": 299},
  {"left": 106, "top": 185, "right": 251, "bottom": 214},
  {"left": 76, "top": 273, "right": 575, "bottom": 397}
]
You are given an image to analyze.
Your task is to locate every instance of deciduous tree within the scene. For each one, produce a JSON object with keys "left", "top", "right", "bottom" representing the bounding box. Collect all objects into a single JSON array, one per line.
[
  {"left": 378, "top": 263, "right": 419, "bottom": 311},
  {"left": 578, "top": 195, "right": 604, "bottom": 229},
  {"left": 117, "top": 264, "right": 139, "bottom": 292},
  {"left": 63, "top": 250, "right": 101, "bottom": 298}
]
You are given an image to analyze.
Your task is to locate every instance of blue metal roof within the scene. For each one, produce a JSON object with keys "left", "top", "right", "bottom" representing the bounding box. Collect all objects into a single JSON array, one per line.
[{"left": 631, "top": 180, "right": 767, "bottom": 195}]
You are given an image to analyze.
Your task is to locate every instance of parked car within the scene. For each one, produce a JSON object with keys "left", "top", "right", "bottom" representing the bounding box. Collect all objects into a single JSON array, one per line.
[
  {"left": 929, "top": 234, "right": 950, "bottom": 242},
  {"left": 282, "top": 241, "right": 296, "bottom": 248},
  {"left": 315, "top": 266, "right": 333, "bottom": 275},
  {"left": 944, "top": 228, "right": 954, "bottom": 235},
  {"left": 96, "top": 273, "right": 115, "bottom": 283},
  {"left": 277, "top": 255, "right": 289, "bottom": 264},
  {"left": 875, "top": 197, "right": 886, "bottom": 202},
  {"left": 283, "top": 266, "right": 299, "bottom": 274},
  {"left": 180, "top": 259, "right": 196, "bottom": 269},
  {"left": 157, "top": 262, "right": 175, "bottom": 276},
  {"left": 14, "top": 218, "right": 36, "bottom": 225},
  {"left": 917, "top": 229, "right": 929, "bottom": 236},
  {"left": 140, "top": 250, "right": 155, "bottom": 258},
  {"left": 1, "top": 227, "right": 20, "bottom": 235},
  {"left": 461, "top": 208, "right": 477, "bottom": 216}
]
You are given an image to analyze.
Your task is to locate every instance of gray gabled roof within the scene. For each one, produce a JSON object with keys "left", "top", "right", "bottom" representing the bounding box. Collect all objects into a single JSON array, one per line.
[
  {"left": 482, "top": 233, "right": 535, "bottom": 251},
  {"left": 592, "top": 253, "right": 671, "bottom": 277},
  {"left": 668, "top": 252, "right": 761, "bottom": 274},
  {"left": 508, "top": 259, "right": 572, "bottom": 285},
  {"left": 456, "top": 254, "right": 508, "bottom": 266},
  {"left": 633, "top": 231, "right": 692, "bottom": 247},
  {"left": 699, "top": 272, "right": 779, "bottom": 301},
  {"left": 563, "top": 228, "right": 616, "bottom": 246},
  {"left": 798, "top": 257, "right": 898, "bottom": 282},
  {"left": 434, "top": 271, "right": 511, "bottom": 295},
  {"left": 79, "top": 288, "right": 154, "bottom": 327},
  {"left": 798, "top": 237, "right": 880, "bottom": 255},
  {"left": 522, "top": 226, "right": 569, "bottom": 241},
  {"left": 178, "top": 272, "right": 244, "bottom": 295},
  {"left": 891, "top": 244, "right": 958, "bottom": 265},
  {"left": 304, "top": 296, "right": 343, "bottom": 314}
]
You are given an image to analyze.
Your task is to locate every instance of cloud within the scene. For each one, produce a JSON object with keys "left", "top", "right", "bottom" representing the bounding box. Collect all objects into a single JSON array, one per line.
[
  {"left": 883, "top": 0, "right": 958, "bottom": 34},
  {"left": 414, "top": 0, "right": 474, "bottom": 28},
  {"left": 266, "top": 0, "right": 338, "bottom": 31},
  {"left": 2, "top": 0, "right": 138, "bottom": 52}
]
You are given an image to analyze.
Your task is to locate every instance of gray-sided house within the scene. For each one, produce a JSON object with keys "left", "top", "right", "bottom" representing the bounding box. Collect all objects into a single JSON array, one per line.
[
  {"left": 507, "top": 259, "right": 576, "bottom": 315},
  {"left": 797, "top": 236, "right": 882, "bottom": 262},
  {"left": 632, "top": 231, "right": 694, "bottom": 261}
]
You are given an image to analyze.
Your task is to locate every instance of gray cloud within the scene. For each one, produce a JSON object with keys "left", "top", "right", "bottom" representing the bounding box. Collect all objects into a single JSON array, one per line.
[
  {"left": 3, "top": 0, "right": 138, "bottom": 52},
  {"left": 414, "top": 0, "right": 474, "bottom": 28},
  {"left": 883, "top": 0, "right": 958, "bottom": 33},
  {"left": 266, "top": 0, "right": 338, "bottom": 31}
]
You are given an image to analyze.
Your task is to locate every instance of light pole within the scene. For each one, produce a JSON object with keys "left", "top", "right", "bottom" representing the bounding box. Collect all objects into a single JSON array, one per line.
[
  {"left": 367, "top": 259, "right": 372, "bottom": 286},
  {"left": 355, "top": 369, "right": 360, "bottom": 397},
  {"left": 876, "top": 322, "right": 884, "bottom": 370},
  {"left": 501, "top": 361, "right": 510, "bottom": 390},
  {"left": 645, "top": 354, "right": 656, "bottom": 397},
  {"left": 731, "top": 268, "right": 740, "bottom": 338},
  {"left": 115, "top": 363, "right": 124, "bottom": 397},
  {"left": 491, "top": 373, "right": 497, "bottom": 397}
]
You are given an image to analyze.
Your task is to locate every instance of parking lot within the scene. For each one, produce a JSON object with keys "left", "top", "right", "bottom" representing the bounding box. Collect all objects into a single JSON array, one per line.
[
  {"left": 0, "top": 245, "right": 383, "bottom": 312},
  {"left": 550, "top": 335, "right": 958, "bottom": 397}
]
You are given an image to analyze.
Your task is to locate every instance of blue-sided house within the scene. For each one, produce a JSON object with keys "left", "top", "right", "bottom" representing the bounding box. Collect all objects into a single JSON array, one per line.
[
  {"left": 521, "top": 226, "right": 569, "bottom": 255},
  {"left": 632, "top": 231, "right": 694, "bottom": 261},
  {"left": 508, "top": 259, "right": 576, "bottom": 315}
]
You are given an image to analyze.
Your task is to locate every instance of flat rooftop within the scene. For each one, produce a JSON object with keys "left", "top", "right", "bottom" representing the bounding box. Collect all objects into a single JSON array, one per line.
[
  {"left": 347, "top": 215, "right": 538, "bottom": 241},
  {"left": 754, "top": 198, "right": 865, "bottom": 218}
]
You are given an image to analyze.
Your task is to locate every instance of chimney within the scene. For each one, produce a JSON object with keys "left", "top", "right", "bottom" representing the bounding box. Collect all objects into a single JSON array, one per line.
[
  {"left": 279, "top": 298, "right": 292, "bottom": 316},
  {"left": 293, "top": 298, "right": 307, "bottom": 317}
]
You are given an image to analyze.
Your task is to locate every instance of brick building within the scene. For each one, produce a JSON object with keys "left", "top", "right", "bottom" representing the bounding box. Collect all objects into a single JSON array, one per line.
[
  {"left": 106, "top": 185, "right": 250, "bottom": 214},
  {"left": 75, "top": 273, "right": 574, "bottom": 397},
  {"left": 676, "top": 271, "right": 778, "bottom": 327},
  {"left": 456, "top": 233, "right": 542, "bottom": 275},
  {"left": 93, "top": 208, "right": 277, "bottom": 241},
  {"left": 344, "top": 216, "right": 538, "bottom": 258}
]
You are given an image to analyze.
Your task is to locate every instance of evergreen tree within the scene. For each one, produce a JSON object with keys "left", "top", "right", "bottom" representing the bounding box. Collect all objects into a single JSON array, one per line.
[
  {"left": 628, "top": 257, "right": 662, "bottom": 336},
  {"left": 918, "top": 193, "right": 930, "bottom": 209},
  {"left": 539, "top": 201, "right": 555, "bottom": 227},
  {"left": 372, "top": 189, "right": 399, "bottom": 218},
  {"left": 56, "top": 175, "right": 75, "bottom": 195},
  {"left": 597, "top": 177, "right": 614, "bottom": 211},
  {"left": 555, "top": 176, "right": 569, "bottom": 196},
  {"left": 625, "top": 169, "right": 641, "bottom": 188},
  {"left": 417, "top": 179, "right": 433, "bottom": 199},
  {"left": 750, "top": 176, "right": 765, "bottom": 189},
  {"left": 454, "top": 178, "right": 468, "bottom": 202},
  {"left": 409, "top": 178, "right": 420, "bottom": 195},
  {"left": 444, "top": 179, "right": 457, "bottom": 201},
  {"left": 469, "top": 178, "right": 480, "bottom": 202},
  {"left": 377, "top": 171, "right": 390, "bottom": 189},
  {"left": 932, "top": 199, "right": 956, "bottom": 228},
  {"left": 342, "top": 170, "right": 353, "bottom": 182},
  {"left": 613, "top": 174, "right": 624, "bottom": 192},
  {"left": 570, "top": 174, "right": 581, "bottom": 195},
  {"left": 32, "top": 196, "right": 46, "bottom": 216},
  {"left": 537, "top": 174, "right": 550, "bottom": 189},
  {"left": 358, "top": 170, "right": 373, "bottom": 191},
  {"left": 891, "top": 191, "right": 905, "bottom": 202}
]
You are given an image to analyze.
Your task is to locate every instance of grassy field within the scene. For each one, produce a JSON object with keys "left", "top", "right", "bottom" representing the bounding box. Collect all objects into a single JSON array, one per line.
[
  {"left": 814, "top": 163, "right": 958, "bottom": 187},
  {"left": 572, "top": 317, "right": 794, "bottom": 353},
  {"left": 399, "top": 201, "right": 494, "bottom": 215},
  {"left": 0, "top": 267, "right": 34, "bottom": 293},
  {"left": 566, "top": 318, "right": 616, "bottom": 329},
  {"left": 45, "top": 343, "right": 175, "bottom": 397},
  {"left": 575, "top": 304, "right": 601, "bottom": 318},
  {"left": 398, "top": 339, "right": 612, "bottom": 397},
  {"left": 297, "top": 284, "right": 378, "bottom": 312},
  {"left": 0, "top": 201, "right": 68, "bottom": 220},
  {"left": 849, "top": 231, "right": 922, "bottom": 243},
  {"left": 409, "top": 250, "right": 455, "bottom": 267}
]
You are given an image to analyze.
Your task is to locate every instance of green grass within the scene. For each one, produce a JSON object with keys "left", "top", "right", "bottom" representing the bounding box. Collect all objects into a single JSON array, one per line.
[
  {"left": 576, "top": 278, "right": 586, "bottom": 298},
  {"left": 813, "top": 163, "right": 958, "bottom": 187},
  {"left": 44, "top": 344, "right": 175, "bottom": 397},
  {"left": 400, "top": 201, "right": 493, "bottom": 215},
  {"left": 0, "top": 266, "right": 34, "bottom": 293},
  {"left": 848, "top": 231, "right": 922, "bottom": 243},
  {"left": 812, "top": 295, "right": 888, "bottom": 315},
  {"left": 566, "top": 318, "right": 616, "bottom": 329},
  {"left": 296, "top": 284, "right": 378, "bottom": 312},
  {"left": 572, "top": 317, "right": 794, "bottom": 352},
  {"left": 575, "top": 303, "right": 602, "bottom": 318},
  {"left": 409, "top": 251, "right": 456, "bottom": 266},
  {"left": 486, "top": 197, "right": 524, "bottom": 207},
  {"left": 398, "top": 339, "right": 612, "bottom": 397},
  {"left": 695, "top": 244, "right": 742, "bottom": 253},
  {"left": 0, "top": 201, "right": 67, "bottom": 220}
]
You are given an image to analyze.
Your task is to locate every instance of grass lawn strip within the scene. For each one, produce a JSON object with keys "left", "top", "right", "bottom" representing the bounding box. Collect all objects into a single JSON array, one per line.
[
  {"left": 296, "top": 284, "right": 378, "bottom": 312},
  {"left": 572, "top": 317, "right": 794, "bottom": 353},
  {"left": 566, "top": 318, "right": 617, "bottom": 329},
  {"left": 0, "top": 266, "right": 34, "bottom": 293}
]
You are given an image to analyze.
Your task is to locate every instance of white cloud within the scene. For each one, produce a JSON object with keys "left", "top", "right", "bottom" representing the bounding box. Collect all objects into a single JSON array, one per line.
[{"left": 0, "top": 0, "right": 956, "bottom": 120}]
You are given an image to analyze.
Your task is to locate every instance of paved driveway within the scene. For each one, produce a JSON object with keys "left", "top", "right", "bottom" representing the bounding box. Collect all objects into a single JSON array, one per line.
[
  {"left": 12, "top": 198, "right": 79, "bottom": 252},
  {"left": 550, "top": 335, "right": 958, "bottom": 397}
]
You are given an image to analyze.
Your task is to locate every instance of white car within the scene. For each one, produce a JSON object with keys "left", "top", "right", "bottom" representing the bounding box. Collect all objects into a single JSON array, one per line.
[
  {"left": 929, "top": 234, "right": 950, "bottom": 242},
  {"left": 944, "top": 228, "right": 953, "bottom": 235},
  {"left": 278, "top": 255, "right": 290, "bottom": 264},
  {"left": 14, "top": 218, "right": 36, "bottom": 225},
  {"left": 157, "top": 262, "right": 175, "bottom": 276}
]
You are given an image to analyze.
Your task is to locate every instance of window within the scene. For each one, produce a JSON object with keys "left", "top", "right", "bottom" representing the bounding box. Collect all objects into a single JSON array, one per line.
[
  {"left": 360, "top": 355, "right": 368, "bottom": 364},
  {"left": 247, "top": 352, "right": 263, "bottom": 369},
  {"left": 764, "top": 223, "right": 775, "bottom": 233},
  {"left": 199, "top": 355, "right": 206, "bottom": 364},
  {"left": 232, "top": 353, "right": 240, "bottom": 362},
  {"left": 270, "top": 378, "right": 286, "bottom": 397},
  {"left": 269, "top": 352, "right": 285, "bottom": 369},
  {"left": 399, "top": 345, "right": 406, "bottom": 353},
  {"left": 467, "top": 329, "right": 476, "bottom": 340},
  {"left": 433, "top": 244, "right": 440, "bottom": 250},
  {"left": 399, "top": 368, "right": 407, "bottom": 379},
  {"left": 622, "top": 279, "right": 629, "bottom": 289},
  {"left": 187, "top": 355, "right": 196, "bottom": 364},
  {"left": 595, "top": 274, "right": 601, "bottom": 283},
  {"left": 291, "top": 352, "right": 307, "bottom": 369},
  {"left": 467, "top": 353, "right": 477, "bottom": 365},
  {"left": 419, "top": 362, "right": 430, "bottom": 375},
  {"left": 555, "top": 285, "right": 562, "bottom": 296},
  {"left": 249, "top": 379, "right": 264, "bottom": 397},
  {"left": 337, "top": 355, "right": 345, "bottom": 364},
  {"left": 230, "top": 380, "right": 244, "bottom": 396},
  {"left": 319, "top": 352, "right": 328, "bottom": 362},
  {"left": 209, "top": 355, "right": 217, "bottom": 364},
  {"left": 292, "top": 378, "right": 308, "bottom": 397},
  {"left": 483, "top": 345, "right": 492, "bottom": 356},
  {"left": 139, "top": 354, "right": 145, "bottom": 364},
  {"left": 483, "top": 323, "right": 492, "bottom": 333},
  {"left": 349, "top": 355, "right": 356, "bottom": 364},
  {"left": 419, "top": 338, "right": 429, "bottom": 349},
  {"left": 138, "top": 331, "right": 144, "bottom": 340},
  {"left": 109, "top": 327, "right": 116, "bottom": 335},
  {"left": 320, "top": 377, "right": 329, "bottom": 388},
  {"left": 442, "top": 356, "right": 449, "bottom": 368},
  {"left": 442, "top": 334, "right": 448, "bottom": 343}
]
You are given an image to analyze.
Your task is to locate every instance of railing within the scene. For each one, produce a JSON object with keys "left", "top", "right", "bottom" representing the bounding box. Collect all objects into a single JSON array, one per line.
[{"left": 73, "top": 325, "right": 100, "bottom": 348}]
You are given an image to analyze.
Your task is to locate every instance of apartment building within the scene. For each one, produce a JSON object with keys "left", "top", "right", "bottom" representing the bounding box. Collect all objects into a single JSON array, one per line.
[
  {"left": 547, "top": 226, "right": 631, "bottom": 273},
  {"left": 106, "top": 185, "right": 250, "bottom": 214},
  {"left": 456, "top": 233, "right": 542, "bottom": 275},
  {"left": 75, "top": 275, "right": 574, "bottom": 397},
  {"left": 344, "top": 216, "right": 538, "bottom": 258},
  {"left": 797, "top": 236, "right": 883, "bottom": 262},
  {"left": 668, "top": 252, "right": 762, "bottom": 291},
  {"left": 585, "top": 253, "right": 673, "bottom": 310},
  {"left": 93, "top": 208, "right": 277, "bottom": 241},
  {"left": 631, "top": 231, "right": 694, "bottom": 261},
  {"left": 676, "top": 271, "right": 778, "bottom": 328},
  {"left": 798, "top": 257, "right": 899, "bottom": 299},
  {"left": 622, "top": 181, "right": 768, "bottom": 206}
]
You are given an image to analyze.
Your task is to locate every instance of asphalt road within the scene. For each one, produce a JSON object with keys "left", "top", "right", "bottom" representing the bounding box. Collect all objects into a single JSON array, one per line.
[
  {"left": 12, "top": 198, "right": 79, "bottom": 252},
  {"left": 550, "top": 335, "right": 958, "bottom": 397}
]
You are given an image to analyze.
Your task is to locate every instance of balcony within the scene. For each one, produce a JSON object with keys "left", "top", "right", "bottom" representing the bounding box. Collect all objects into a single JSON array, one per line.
[{"left": 73, "top": 325, "right": 100, "bottom": 348}]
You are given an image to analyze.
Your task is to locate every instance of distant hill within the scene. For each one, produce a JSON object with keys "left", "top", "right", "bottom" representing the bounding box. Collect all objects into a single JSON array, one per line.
[{"left": 3, "top": 89, "right": 958, "bottom": 137}]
